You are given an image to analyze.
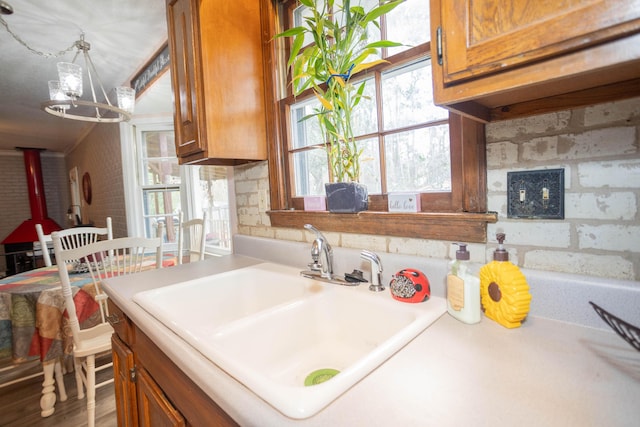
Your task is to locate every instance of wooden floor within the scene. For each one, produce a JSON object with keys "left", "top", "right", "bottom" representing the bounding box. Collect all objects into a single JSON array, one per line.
[{"left": 0, "top": 358, "right": 117, "bottom": 427}]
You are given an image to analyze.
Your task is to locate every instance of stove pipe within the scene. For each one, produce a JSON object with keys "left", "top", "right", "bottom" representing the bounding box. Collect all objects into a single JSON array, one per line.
[{"left": 1, "top": 148, "right": 63, "bottom": 244}]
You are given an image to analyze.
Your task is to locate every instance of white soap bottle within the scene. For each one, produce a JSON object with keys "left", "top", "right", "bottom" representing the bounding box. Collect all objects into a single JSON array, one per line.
[{"left": 446, "top": 243, "right": 481, "bottom": 324}]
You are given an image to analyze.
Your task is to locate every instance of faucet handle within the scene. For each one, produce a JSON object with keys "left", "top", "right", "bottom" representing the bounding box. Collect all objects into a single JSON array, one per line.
[
  {"left": 360, "top": 250, "right": 383, "bottom": 271},
  {"left": 360, "top": 250, "right": 384, "bottom": 292}
]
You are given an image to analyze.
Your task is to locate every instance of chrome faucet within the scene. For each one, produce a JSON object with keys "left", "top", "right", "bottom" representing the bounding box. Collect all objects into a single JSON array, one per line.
[
  {"left": 304, "top": 224, "right": 334, "bottom": 280},
  {"left": 361, "top": 250, "right": 384, "bottom": 292}
]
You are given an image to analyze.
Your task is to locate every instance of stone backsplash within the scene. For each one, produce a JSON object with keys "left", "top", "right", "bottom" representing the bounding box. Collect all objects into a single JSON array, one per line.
[{"left": 235, "top": 97, "right": 640, "bottom": 282}]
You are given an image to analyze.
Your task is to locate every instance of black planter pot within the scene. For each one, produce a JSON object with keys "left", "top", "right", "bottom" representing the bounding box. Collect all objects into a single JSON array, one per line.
[{"left": 324, "top": 182, "right": 368, "bottom": 213}]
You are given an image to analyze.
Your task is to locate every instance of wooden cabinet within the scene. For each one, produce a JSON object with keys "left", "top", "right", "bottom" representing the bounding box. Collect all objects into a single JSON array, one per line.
[
  {"left": 108, "top": 300, "right": 238, "bottom": 427},
  {"left": 430, "top": 0, "right": 640, "bottom": 121},
  {"left": 136, "top": 368, "right": 185, "bottom": 427},
  {"left": 112, "top": 334, "right": 138, "bottom": 427},
  {"left": 165, "top": 0, "right": 267, "bottom": 165}
]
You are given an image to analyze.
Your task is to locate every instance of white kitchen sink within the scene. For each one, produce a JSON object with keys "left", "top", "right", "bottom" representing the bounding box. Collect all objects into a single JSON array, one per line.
[{"left": 133, "top": 262, "right": 446, "bottom": 419}]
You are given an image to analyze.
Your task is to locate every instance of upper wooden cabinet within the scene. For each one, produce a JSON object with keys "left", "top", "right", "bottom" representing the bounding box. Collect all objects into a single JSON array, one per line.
[
  {"left": 165, "top": 0, "right": 267, "bottom": 165},
  {"left": 430, "top": 0, "right": 640, "bottom": 122}
]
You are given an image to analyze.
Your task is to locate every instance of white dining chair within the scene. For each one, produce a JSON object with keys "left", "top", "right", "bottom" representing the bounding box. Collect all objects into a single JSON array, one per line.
[
  {"left": 36, "top": 217, "right": 113, "bottom": 267},
  {"left": 52, "top": 223, "right": 163, "bottom": 427},
  {"left": 177, "top": 211, "right": 207, "bottom": 264}
]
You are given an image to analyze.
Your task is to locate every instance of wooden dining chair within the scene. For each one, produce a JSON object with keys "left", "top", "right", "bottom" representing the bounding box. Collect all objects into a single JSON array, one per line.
[
  {"left": 36, "top": 217, "right": 113, "bottom": 267},
  {"left": 177, "top": 211, "right": 207, "bottom": 264},
  {"left": 52, "top": 223, "right": 163, "bottom": 427}
]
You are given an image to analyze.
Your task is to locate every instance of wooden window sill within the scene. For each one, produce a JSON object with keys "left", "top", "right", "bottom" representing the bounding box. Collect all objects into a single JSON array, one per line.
[{"left": 268, "top": 210, "right": 498, "bottom": 243}]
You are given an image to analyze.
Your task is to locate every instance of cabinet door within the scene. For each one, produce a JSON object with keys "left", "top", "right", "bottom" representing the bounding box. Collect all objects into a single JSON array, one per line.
[
  {"left": 112, "top": 334, "right": 138, "bottom": 427},
  {"left": 137, "top": 368, "right": 186, "bottom": 427},
  {"left": 439, "top": 0, "right": 640, "bottom": 83},
  {"left": 166, "top": 0, "right": 205, "bottom": 158}
]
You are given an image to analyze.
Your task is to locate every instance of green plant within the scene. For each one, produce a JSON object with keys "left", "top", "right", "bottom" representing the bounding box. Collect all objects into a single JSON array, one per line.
[{"left": 277, "top": 0, "right": 404, "bottom": 183}]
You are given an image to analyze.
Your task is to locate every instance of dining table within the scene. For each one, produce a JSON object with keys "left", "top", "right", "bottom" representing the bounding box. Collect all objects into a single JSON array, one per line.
[{"left": 0, "top": 255, "right": 175, "bottom": 417}]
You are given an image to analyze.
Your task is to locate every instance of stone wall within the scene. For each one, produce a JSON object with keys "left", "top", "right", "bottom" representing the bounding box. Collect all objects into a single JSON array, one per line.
[
  {"left": 486, "top": 98, "right": 640, "bottom": 280},
  {"left": 235, "top": 97, "right": 640, "bottom": 281}
]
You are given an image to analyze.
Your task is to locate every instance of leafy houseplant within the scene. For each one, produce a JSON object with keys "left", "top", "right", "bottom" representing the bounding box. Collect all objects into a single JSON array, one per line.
[{"left": 277, "top": 0, "right": 404, "bottom": 212}]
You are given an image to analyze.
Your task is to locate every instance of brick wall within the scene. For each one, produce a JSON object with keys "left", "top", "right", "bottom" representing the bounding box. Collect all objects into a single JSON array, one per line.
[
  {"left": 235, "top": 161, "right": 272, "bottom": 237},
  {"left": 235, "top": 97, "right": 640, "bottom": 281},
  {"left": 0, "top": 150, "right": 68, "bottom": 274},
  {"left": 66, "top": 124, "right": 128, "bottom": 237},
  {"left": 41, "top": 152, "right": 70, "bottom": 227}
]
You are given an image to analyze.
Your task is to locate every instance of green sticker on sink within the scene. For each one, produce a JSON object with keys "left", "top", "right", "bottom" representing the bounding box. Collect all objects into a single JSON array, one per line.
[{"left": 304, "top": 368, "right": 340, "bottom": 386}]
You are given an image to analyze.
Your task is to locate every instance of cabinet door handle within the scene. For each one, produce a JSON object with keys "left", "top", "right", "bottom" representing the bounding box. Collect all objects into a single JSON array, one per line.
[
  {"left": 107, "top": 314, "right": 121, "bottom": 325},
  {"left": 436, "top": 26, "right": 443, "bottom": 65}
]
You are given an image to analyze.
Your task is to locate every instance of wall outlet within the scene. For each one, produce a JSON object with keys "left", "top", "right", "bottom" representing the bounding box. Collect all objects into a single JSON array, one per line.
[{"left": 507, "top": 169, "right": 564, "bottom": 219}]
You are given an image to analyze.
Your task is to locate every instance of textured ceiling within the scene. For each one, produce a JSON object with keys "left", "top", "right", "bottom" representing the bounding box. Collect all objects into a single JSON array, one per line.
[{"left": 0, "top": 0, "right": 171, "bottom": 153}]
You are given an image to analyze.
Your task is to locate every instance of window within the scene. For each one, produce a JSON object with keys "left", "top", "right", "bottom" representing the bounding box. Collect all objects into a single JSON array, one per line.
[
  {"left": 287, "top": 0, "right": 450, "bottom": 197},
  {"left": 266, "top": 0, "right": 494, "bottom": 242},
  {"left": 121, "top": 119, "right": 234, "bottom": 255},
  {"left": 290, "top": 59, "right": 451, "bottom": 196},
  {"left": 185, "top": 165, "right": 234, "bottom": 254},
  {"left": 138, "top": 129, "right": 181, "bottom": 242}
]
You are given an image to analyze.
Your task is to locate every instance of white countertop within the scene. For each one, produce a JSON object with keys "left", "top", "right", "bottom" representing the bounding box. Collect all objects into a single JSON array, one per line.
[{"left": 102, "top": 255, "right": 640, "bottom": 427}]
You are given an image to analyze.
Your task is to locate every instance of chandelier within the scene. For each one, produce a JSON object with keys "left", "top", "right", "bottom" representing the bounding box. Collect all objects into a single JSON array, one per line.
[
  {"left": 41, "top": 34, "right": 135, "bottom": 123},
  {"left": 0, "top": 1, "right": 12, "bottom": 15}
]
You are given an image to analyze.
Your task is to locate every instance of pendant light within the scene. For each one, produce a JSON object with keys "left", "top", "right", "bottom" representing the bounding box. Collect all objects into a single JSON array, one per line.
[{"left": 41, "top": 34, "right": 135, "bottom": 123}]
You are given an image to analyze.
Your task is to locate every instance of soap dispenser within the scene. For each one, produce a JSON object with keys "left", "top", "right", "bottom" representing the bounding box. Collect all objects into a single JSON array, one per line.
[
  {"left": 479, "top": 233, "right": 532, "bottom": 328},
  {"left": 446, "top": 243, "right": 481, "bottom": 324}
]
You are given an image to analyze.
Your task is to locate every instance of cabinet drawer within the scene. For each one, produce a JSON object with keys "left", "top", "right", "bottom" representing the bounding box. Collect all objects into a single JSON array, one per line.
[{"left": 107, "top": 299, "right": 133, "bottom": 345}]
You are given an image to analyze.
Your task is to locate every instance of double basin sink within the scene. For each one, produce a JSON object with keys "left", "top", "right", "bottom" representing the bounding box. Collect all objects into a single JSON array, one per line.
[{"left": 133, "top": 262, "right": 446, "bottom": 419}]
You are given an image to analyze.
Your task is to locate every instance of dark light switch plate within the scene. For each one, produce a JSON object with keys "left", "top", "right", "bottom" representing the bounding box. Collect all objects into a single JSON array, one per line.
[{"left": 507, "top": 169, "right": 564, "bottom": 219}]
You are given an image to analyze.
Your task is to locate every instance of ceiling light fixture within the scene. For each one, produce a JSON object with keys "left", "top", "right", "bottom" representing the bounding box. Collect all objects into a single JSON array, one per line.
[
  {"left": 41, "top": 34, "right": 135, "bottom": 123},
  {"left": 0, "top": 1, "right": 13, "bottom": 15}
]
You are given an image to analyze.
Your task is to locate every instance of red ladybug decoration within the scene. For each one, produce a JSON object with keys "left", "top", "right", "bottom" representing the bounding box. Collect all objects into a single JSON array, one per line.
[{"left": 389, "top": 269, "right": 431, "bottom": 303}]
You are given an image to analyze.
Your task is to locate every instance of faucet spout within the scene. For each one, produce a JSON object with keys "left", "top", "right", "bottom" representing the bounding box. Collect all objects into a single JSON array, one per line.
[
  {"left": 304, "top": 224, "right": 333, "bottom": 279},
  {"left": 361, "top": 250, "right": 384, "bottom": 292}
]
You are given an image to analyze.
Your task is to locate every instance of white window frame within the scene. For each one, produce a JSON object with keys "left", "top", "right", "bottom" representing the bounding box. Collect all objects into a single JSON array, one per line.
[{"left": 120, "top": 118, "right": 236, "bottom": 255}]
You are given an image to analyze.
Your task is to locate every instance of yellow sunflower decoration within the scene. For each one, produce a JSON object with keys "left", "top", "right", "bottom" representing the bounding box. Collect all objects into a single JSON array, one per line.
[{"left": 479, "top": 234, "right": 532, "bottom": 328}]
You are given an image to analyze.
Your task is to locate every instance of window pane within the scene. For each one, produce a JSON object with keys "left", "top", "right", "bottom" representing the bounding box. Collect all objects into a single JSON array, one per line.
[
  {"left": 143, "top": 188, "right": 180, "bottom": 240},
  {"left": 293, "top": 3, "right": 316, "bottom": 47},
  {"left": 290, "top": 98, "right": 324, "bottom": 149},
  {"left": 350, "top": 78, "right": 378, "bottom": 137},
  {"left": 193, "top": 166, "right": 232, "bottom": 252},
  {"left": 141, "top": 130, "right": 180, "bottom": 186},
  {"left": 358, "top": 137, "right": 382, "bottom": 193},
  {"left": 386, "top": 0, "right": 430, "bottom": 56},
  {"left": 382, "top": 60, "right": 448, "bottom": 131},
  {"left": 293, "top": 148, "right": 329, "bottom": 196},
  {"left": 385, "top": 125, "right": 451, "bottom": 192},
  {"left": 142, "top": 158, "right": 181, "bottom": 186},
  {"left": 335, "top": 0, "right": 381, "bottom": 54},
  {"left": 141, "top": 131, "right": 176, "bottom": 157}
]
